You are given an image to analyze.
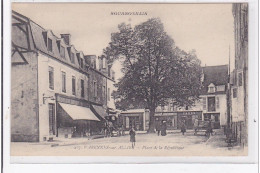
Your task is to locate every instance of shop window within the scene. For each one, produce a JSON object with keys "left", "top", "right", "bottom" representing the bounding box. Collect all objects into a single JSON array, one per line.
[
  {"left": 62, "top": 71, "right": 66, "bottom": 93},
  {"left": 204, "top": 114, "right": 211, "bottom": 121},
  {"left": 48, "top": 66, "right": 54, "bottom": 90},
  {"left": 72, "top": 76, "right": 76, "bottom": 95},
  {"left": 48, "top": 103, "right": 55, "bottom": 135}
]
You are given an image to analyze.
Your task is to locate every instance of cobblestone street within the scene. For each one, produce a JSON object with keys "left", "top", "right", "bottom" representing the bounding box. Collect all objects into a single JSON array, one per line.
[{"left": 11, "top": 129, "right": 247, "bottom": 157}]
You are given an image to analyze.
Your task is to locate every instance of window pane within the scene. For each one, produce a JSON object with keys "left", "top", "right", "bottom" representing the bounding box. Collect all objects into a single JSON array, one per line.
[
  {"left": 233, "top": 88, "right": 238, "bottom": 98},
  {"left": 48, "top": 66, "right": 54, "bottom": 90},
  {"left": 94, "top": 82, "right": 97, "bottom": 97},
  {"left": 48, "top": 38, "right": 52, "bottom": 52},
  {"left": 81, "top": 79, "right": 84, "bottom": 97},
  {"left": 48, "top": 103, "right": 55, "bottom": 135},
  {"left": 60, "top": 46, "right": 65, "bottom": 58},
  {"left": 238, "top": 72, "right": 243, "bottom": 86},
  {"left": 72, "top": 76, "right": 76, "bottom": 95},
  {"left": 62, "top": 72, "right": 66, "bottom": 92},
  {"left": 71, "top": 53, "right": 75, "bottom": 64},
  {"left": 207, "top": 97, "right": 216, "bottom": 112},
  {"left": 80, "top": 58, "right": 83, "bottom": 68}
]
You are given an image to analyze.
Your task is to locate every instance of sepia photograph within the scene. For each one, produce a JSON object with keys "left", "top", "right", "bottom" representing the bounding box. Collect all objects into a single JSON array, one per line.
[{"left": 9, "top": 2, "right": 250, "bottom": 158}]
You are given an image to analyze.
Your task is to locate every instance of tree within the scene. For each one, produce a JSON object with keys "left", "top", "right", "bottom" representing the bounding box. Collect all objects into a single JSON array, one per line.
[{"left": 103, "top": 18, "right": 202, "bottom": 133}]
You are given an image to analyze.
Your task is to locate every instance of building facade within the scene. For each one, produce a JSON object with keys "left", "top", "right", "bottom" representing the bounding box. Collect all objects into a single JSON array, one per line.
[
  {"left": 230, "top": 3, "right": 248, "bottom": 146},
  {"left": 154, "top": 65, "right": 228, "bottom": 130},
  {"left": 119, "top": 109, "right": 150, "bottom": 131},
  {"left": 11, "top": 11, "right": 116, "bottom": 142}
]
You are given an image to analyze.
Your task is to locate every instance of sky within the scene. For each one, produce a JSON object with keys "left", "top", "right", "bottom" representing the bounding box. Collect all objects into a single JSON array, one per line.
[{"left": 12, "top": 3, "right": 235, "bottom": 81}]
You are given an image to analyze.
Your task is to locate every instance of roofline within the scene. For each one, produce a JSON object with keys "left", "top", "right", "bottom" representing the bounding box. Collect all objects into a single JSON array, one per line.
[{"left": 13, "top": 10, "right": 115, "bottom": 82}]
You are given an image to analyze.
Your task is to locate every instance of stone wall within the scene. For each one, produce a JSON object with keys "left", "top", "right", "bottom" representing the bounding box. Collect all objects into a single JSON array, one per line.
[{"left": 11, "top": 52, "right": 39, "bottom": 142}]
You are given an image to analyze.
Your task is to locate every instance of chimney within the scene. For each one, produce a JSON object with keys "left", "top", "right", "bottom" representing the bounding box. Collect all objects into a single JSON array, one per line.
[{"left": 60, "top": 34, "right": 71, "bottom": 45}]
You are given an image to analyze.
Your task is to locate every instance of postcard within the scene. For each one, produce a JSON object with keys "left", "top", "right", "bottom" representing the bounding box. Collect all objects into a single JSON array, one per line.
[{"left": 9, "top": 2, "right": 251, "bottom": 159}]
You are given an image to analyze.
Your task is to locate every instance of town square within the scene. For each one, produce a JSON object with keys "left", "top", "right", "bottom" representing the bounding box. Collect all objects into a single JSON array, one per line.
[{"left": 10, "top": 3, "right": 248, "bottom": 157}]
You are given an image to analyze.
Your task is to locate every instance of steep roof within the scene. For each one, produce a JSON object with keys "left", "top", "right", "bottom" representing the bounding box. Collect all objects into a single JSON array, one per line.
[
  {"left": 12, "top": 10, "right": 114, "bottom": 80},
  {"left": 201, "top": 65, "right": 228, "bottom": 95}
]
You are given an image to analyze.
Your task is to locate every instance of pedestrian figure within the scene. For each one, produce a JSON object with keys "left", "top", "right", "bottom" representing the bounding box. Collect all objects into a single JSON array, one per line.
[
  {"left": 181, "top": 120, "right": 186, "bottom": 135},
  {"left": 206, "top": 120, "right": 213, "bottom": 137},
  {"left": 194, "top": 118, "right": 199, "bottom": 134},
  {"left": 104, "top": 120, "right": 109, "bottom": 137},
  {"left": 161, "top": 121, "right": 167, "bottom": 136},
  {"left": 155, "top": 119, "right": 161, "bottom": 136},
  {"left": 129, "top": 127, "right": 136, "bottom": 149}
]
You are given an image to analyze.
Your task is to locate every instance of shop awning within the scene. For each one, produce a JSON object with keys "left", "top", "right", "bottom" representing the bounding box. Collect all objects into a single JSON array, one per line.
[
  {"left": 59, "top": 103, "right": 100, "bottom": 121},
  {"left": 92, "top": 105, "right": 108, "bottom": 119}
]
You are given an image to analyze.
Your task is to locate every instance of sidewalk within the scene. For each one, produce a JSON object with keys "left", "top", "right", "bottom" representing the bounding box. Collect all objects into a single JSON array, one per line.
[
  {"left": 34, "top": 134, "right": 106, "bottom": 147},
  {"left": 205, "top": 128, "right": 246, "bottom": 151}
]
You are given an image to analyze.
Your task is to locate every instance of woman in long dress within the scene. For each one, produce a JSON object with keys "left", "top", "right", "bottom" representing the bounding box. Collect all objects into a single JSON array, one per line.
[
  {"left": 161, "top": 121, "right": 167, "bottom": 136},
  {"left": 129, "top": 127, "right": 136, "bottom": 149}
]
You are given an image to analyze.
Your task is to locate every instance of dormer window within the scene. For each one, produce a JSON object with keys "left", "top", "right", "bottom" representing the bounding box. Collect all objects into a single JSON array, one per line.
[
  {"left": 71, "top": 52, "right": 75, "bottom": 64},
  {"left": 80, "top": 58, "right": 83, "bottom": 68},
  {"left": 60, "top": 46, "right": 65, "bottom": 58},
  {"left": 47, "top": 38, "right": 52, "bottom": 52},
  {"left": 208, "top": 83, "right": 215, "bottom": 93}
]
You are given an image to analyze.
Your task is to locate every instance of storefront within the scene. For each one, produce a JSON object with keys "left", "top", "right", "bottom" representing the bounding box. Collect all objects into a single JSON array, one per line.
[
  {"left": 203, "top": 113, "right": 220, "bottom": 129},
  {"left": 56, "top": 94, "right": 102, "bottom": 138},
  {"left": 154, "top": 112, "right": 178, "bottom": 130},
  {"left": 177, "top": 111, "right": 202, "bottom": 129},
  {"left": 119, "top": 109, "right": 148, "bottom": 131}
]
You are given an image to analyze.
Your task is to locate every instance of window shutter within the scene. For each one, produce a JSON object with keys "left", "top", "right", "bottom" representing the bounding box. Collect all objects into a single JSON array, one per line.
[{"left": 202, "top": 97, "right": 206, "bottom": 110}]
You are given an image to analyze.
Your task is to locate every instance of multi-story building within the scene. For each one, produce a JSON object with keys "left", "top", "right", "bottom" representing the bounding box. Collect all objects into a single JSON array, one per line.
[
  {"left": 154, "top": 65, "right": 228, "bottom": 130},
  {"left": 119, "top": 65, "right": 228, "bottom": 132},
  {"left": 11, "top": 11, "right": 116, "bottom": 142},
  {"left": 230, "top": 3, "right": 248, "bottom": 146}
]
